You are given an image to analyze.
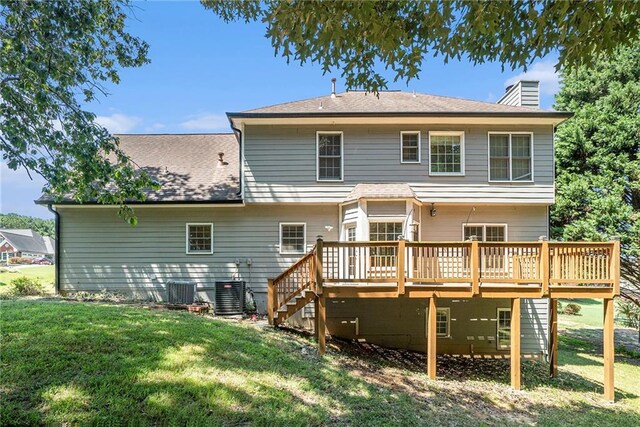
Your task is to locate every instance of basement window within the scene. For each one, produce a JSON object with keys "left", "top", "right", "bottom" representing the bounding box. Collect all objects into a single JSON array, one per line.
[
  {"left": 280, "top": 223, "right": 306, "bottom": 255},
  {"left": 497, "top": 308, "right": 511, "bottom": 349},
  {"left": 186, "top": 223, "right": 213, "bottom": 254},
  {"left": 436, "top": 307, "right": 450, "bottom": 337}
]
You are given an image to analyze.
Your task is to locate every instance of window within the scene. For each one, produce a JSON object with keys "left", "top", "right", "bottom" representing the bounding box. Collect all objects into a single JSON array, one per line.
[
  {"left": 317, "top": 132, "right": 343, "bottom": 181},
  {"left": 186, "top": 223, "right": 213, "bottom": 254},
  {"left": 436, "top": 307, "right": 450, "bottom": 337},
  {"left": 400, "top": 131, "right": 421, "bottom": 163},
  {"left": 463, "top": 224, "right": 507, "bottom": 242},
  {"left": 489, "top": 133, "right": 533, "bottom": 182},
  {"left": 497, "top": 308, "right": 511, "bottom": 349},
  {"left": 429, "top": 131, "right": 464, "bottom": 175},
  {"left": 280, "top": 223, "right": 306, "bottom": 254},
  {"left": 369, "top": 222, "right": 403, "bottom": 261}
]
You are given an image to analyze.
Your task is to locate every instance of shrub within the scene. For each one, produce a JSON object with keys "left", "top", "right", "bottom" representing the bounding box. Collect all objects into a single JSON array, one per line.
[
  {"left": 557, "top": 301, "right": 564, "bottom": 311},
  {"left": 8, "top": 257, "right": 33, "bottom": 265},
  {"left": 11, "top": 276, "right": 45, "bottom": 296},
  {"left": 563, "top": 303, "right": 582, "bottom": 315}
]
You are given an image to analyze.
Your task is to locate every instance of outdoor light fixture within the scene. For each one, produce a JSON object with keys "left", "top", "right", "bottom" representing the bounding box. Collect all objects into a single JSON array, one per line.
[{"left": 430, "top": 203, "right": 437, "bottom": 217}]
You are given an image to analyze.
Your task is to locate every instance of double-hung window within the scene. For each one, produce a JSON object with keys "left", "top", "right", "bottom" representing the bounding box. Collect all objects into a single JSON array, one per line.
[
  {"left": 280, "top": 223, "right": 306, "bottom": 254},
  {"left": 317, "top": 132, "right": 343, "bottom": 181},
  {"left": 436, "top": 307, "right": 450, "bottom": 337},
  {"left": 400, "top": 131, "right": 421, "bottom": 163},
  {"left": 463, "top": 224, "right": 507, "bottom": 242},
  {"left": 489, "top": 133, "right": 533, "bottom": 181},
  {"left": 497, "top": 308, "right": 511, "bottom": 349},
  {"left": 429, "top": 131, "right": 464, "bottom": 175},
  {"left": 186, "top": 223, "right": 213, "bottom": 254}
]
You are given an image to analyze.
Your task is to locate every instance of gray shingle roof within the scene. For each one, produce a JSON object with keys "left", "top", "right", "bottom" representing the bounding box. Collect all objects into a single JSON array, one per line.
[
  {"left": 233, "top": 90, "right": 566, "bottom": 116},
  {"left": 38, "top": 133, "right": 240, "bottom": 204},
  {"left": 345, "top": 183, "right": 417, "bottom": 202},
  {"left": 0, "top": 229, "right": 54, "bottom": 255}
]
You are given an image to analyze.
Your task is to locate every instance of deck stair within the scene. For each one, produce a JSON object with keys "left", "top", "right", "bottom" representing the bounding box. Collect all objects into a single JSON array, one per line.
[{"left": 268, "top": 248, "right": 317, "bottom": 326}]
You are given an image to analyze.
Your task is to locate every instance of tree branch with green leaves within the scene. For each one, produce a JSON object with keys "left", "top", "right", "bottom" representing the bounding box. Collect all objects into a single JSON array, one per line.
[
  {"left": 0, "top": 0, "right": 157, "bottom": 224},
  {"left": 202, "top": 0, "right": 640, "bottom": 92}
]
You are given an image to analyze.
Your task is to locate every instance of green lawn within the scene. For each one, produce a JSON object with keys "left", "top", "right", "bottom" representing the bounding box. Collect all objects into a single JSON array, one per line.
[
  {"left": 1, "top": 300, "right": 639, "bottom": 426},
  {"left": 559, "top": 298, "right": 604, "bottom": 328},
  {"left": 0, "top": 265, "right": 55, "bottom": 295}
]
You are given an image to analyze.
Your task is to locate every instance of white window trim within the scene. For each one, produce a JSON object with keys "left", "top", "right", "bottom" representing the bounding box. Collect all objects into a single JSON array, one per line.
[
  {"left": 316, "top": 131, "right": 344, "bottom": 182},
  {"left": 436, "top": 307, "right": 451, "bottom": 338},
  {"left": 279, "top": 222, "right": 307, "bottom": 255},
  {"left": 428, "top": 131, "right": 465, "bottom": 176},
  {"left": 400, "top": 131, "right": 421, "bottom": 164},
  {"left": 185, "top": 223, "right": 213, "bottom": 255},
  {"left": 461, "top": 223, "right": 508, "bottom": 241},
  {"left": 497, "top": 308, "right": 511, "bottom": 349},
  {"left": 487, "top": 131, "right": 535, "bottom": 183}
]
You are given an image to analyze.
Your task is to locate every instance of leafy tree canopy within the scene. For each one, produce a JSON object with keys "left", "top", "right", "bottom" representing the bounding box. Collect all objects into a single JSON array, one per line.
[
  {"left": 551, "top": 45, "right": 640, "bottom": 306},
  {"left": 203, "top": 0, "right": 640, "bottom": 91},
  {"left": 0, "top": 213, "right": 55, "bottom": 237},
  {"left": 0, "top": 0, "right": 156, "bottom": 223}
]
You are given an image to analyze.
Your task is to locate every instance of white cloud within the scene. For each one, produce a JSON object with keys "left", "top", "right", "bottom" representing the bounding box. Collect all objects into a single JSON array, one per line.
[
  {"left": 95, "top": 113, "right": 142, "bottom": 134},
  {"left": 145, "top": 122, "right": 166, "bottom": 132},
  {"left": 505, "top": 60, "right": 560, "bottom": 96},
  {"left": 485, "top": 92, "right": 497, "bottom": 103},
  {"left": 180, "top": 113, "right": 229, "bottom": 131}
]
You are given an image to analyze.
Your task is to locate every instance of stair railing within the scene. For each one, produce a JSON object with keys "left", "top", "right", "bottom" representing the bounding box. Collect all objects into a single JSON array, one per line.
[{"left": 267, "top": 246, "right": 316, "bottom": 324}]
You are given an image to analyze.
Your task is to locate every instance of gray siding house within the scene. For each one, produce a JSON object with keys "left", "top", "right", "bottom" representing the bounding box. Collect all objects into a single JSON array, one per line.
[{"left": 40, "top": 80, "right": 575, "bottom": 358}]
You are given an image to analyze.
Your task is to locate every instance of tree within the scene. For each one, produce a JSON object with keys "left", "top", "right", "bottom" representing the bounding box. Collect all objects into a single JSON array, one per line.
[
  {"left": 1, "top": 0, "right": 156, "bottom": 223},
  {"left": 551, "top": 46, "right": 640, "bottom": 311},
  {"left": 0, "top": 213, "right": 55, "bottom": 237},
  {"left": 202, "top": 0, "right": 640, "bottom": 92}
]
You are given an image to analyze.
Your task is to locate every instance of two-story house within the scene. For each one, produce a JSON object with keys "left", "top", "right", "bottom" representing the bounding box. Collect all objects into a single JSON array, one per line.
[{"left": 39, "top": 80, "right": 620, "bottom": 399}]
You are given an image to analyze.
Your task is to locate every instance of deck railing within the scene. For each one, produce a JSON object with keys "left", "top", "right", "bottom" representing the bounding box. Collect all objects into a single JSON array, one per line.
[{"left": 318, "top": 239, "right": 620, "bottom": 297}]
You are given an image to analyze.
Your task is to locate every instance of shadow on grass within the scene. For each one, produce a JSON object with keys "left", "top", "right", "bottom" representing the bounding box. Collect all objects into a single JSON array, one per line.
[{"left": 1, "top": 300, "right": 639, "bottom": 426}]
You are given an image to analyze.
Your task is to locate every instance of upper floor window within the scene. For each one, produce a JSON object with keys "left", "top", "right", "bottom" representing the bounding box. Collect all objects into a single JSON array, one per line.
[
  {"left": 489, "top": 132, "right": 533, "bottom": 182},
  {"left": 317, "top": 131, "right": 343, "bottom": 181},
  {"left": 280, "top": 223, "right": 306, "bottom": 254},
  {"left": 463, "top": 224, "right": 507, "bottom": 242},
  {"left": 429, "top": 131, "right": 465, "bottom": 175},
  {"left": 400, "top": 131, "right": 421, "bottom": 163},
  {"left": 186, "top": 223, "right": 213, "bottom": 254}
]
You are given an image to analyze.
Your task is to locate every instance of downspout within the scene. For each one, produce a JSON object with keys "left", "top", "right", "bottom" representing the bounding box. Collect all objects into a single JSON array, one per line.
[
  {"left": 47, "top": 204, "right": 61, "bottom": 294},
  {"left": 230, "top": 122, "right": 243, "bottom": 198}
]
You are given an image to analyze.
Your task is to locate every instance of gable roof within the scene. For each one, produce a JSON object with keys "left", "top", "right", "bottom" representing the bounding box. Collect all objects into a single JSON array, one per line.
[
  {"left": 38, "top": 133, "right": 241, "bottom": 204},
  {"left": 229, "top": 90, "right": 571, "bottom": 119},
  {"left": 0, "top": 229, "right": 55, "bottom": 255}
]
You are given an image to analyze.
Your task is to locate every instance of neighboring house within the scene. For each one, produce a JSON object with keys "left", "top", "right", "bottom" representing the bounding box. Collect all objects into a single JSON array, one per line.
[
  {"left": 37, "top": 80, "right": 620, "bottom": 398},
  {"left": 0, "top": 229, "right": 55, "bottom": 262}
]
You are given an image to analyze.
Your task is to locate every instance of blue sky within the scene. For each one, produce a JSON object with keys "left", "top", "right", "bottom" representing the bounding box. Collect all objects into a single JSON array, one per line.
[{"left": 1, "top": 1, "right": 560, "bottom": 218}]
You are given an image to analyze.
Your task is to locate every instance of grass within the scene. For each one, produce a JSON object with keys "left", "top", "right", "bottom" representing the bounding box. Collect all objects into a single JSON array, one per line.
[
  {"left": 2, "top": 300, "right": 639, "bottom": 426},
  {"left": 559, "top": 298, "right": 604, "bottom": 328},
  {"left": 0, "top": 265, "right": 55, "bottom": 295}
]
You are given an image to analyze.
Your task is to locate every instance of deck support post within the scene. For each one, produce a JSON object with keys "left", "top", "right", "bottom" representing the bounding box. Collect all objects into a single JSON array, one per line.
[
  {"left": 549, "top": 298, "right": 558, "bottom": 378},
  {"left": 317, "top": 294, "right": 326, "bottom": 355},
  {"left": 510, "top": 298, "right": 521, "bottom": 390},
  {"left": 470, "top": 237, "right": 479, "bottom": 295},
  {"left": 427, "top": 297, "right": 437, "bottom": 379},
  {"left": 267, "top": 279, "right": 275, "bottom": 325},
  {"left": 603, "top": 297, "right": 615, "bottom": 401},
  {"left": 397, "top": 239, "right": 406, "bottom": 295},
  {"left": 539, "top": 236, "right": 549, "bottom": 296}
]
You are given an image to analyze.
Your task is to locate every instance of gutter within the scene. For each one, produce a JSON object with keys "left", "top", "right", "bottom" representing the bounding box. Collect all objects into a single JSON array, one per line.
[
  {"left": 227, "top": 111, "right": 574, "bottom": 119},
  {"left": 35, "top": 199, "right": 244, "bottom": 206},
  {"left": 47, "top": 204, "right": 61, "bottom": 295},
  {"left": 229, "top": 120, "right": 243, "bottom": 197}
]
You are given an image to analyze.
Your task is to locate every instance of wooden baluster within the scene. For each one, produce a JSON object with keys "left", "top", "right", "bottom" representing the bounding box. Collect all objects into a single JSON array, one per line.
[{"left": 315, "top": 236, "right": 324, "bottom": 295}]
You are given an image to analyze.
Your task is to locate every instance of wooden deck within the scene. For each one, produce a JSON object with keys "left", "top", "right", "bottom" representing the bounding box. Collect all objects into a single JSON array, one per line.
[{"left": 268, "top": 237, "right": 621, "bottom": 401}]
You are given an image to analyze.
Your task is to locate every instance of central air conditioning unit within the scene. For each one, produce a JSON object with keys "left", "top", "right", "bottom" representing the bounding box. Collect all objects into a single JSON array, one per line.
[
  {"left": 167, "top": 280, "right": 196, "bottom": 304},
  {"left": 215, "top": 281, "right": 245, "bottom": 315}
]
